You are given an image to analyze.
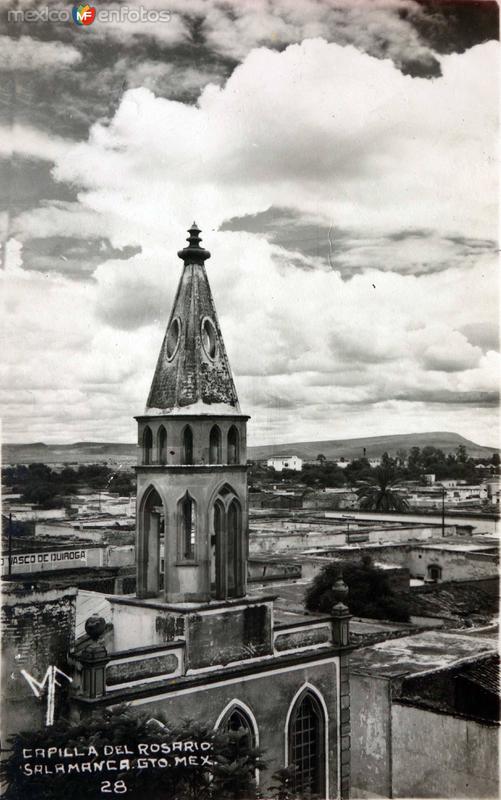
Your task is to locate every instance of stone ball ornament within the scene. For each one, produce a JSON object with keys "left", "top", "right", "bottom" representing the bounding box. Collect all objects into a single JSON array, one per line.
[{"left": 85, "top": 614, "right": 106, "bottom": 642}]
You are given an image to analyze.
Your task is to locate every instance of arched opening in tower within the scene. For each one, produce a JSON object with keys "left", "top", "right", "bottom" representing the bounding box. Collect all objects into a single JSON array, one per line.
[
  {"left": 137, "top": 486, "right": 165, "bottom": 598},
  {"left": 143, "top": 426, "right": 153, "bottom": 465},
  {"left": 209, "top": 425, "right": 222, "bottom": 464},
  {"left": 211, "top": 486, "right": 243, "bottom": 600},
  {"left": 227, "top": 426, "right": 239, "bottom": 464},
  {"left": 158, "top": 426, "right": 167, "bottom": 465},
  {"left": 182, "top": 425, "right": 194, "bottom": 465}
]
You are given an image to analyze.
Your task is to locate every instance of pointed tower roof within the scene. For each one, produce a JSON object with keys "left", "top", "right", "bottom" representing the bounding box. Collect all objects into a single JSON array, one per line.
[{"left": 145, "top": 224, "right": 241, "bottom": 415}]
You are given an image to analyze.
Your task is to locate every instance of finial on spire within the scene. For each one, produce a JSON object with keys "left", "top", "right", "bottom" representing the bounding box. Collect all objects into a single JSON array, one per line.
[
  {"left": 178, "top": 222, "right": 211, "bottom": 265},
  {"left": 331, "top": 568, "right": 349, "bottom": 614}
]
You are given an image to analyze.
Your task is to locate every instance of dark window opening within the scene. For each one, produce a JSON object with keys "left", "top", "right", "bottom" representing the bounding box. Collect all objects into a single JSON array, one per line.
[
  {"left": 143, "top": 426, "right": 153, "bottom": 465},
  {"left": 182, "top": 426, "right": 193, "bottom": 465},
  {"left": 182, "top": 494, "right": 196, "bottom": 560},
  {"left": 209, "top": 425, "right": 222, "bottom": 464},
  {"left": 227, "top": 498, "right": 239, "bottom": 596},
  {"left": 228, "top": 426, "right": 239, "bottom": 465},
  {"left": 222, "top": 707, "right": 256, "bottom": 751},
  {"left": 158, "top": 426, "right": 167, "bottom": 465},
  {"left": 428, "top": 564, "right": 442, "bottom": 582}
]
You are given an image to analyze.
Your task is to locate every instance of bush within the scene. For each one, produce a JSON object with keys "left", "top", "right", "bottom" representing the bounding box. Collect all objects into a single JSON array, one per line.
[{"left": 305, "top": 557, "right": 410, "bottom": 622}]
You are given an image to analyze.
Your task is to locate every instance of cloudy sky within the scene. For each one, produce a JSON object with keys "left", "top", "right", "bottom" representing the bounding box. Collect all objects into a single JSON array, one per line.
[{"left": 0, "top": 0, "right": 499, "bottom": 447}]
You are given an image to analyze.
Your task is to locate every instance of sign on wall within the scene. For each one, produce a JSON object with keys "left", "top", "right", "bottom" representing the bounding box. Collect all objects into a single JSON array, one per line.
[{"left": 1, "top": 550, "right": 89, "bottom": 574}]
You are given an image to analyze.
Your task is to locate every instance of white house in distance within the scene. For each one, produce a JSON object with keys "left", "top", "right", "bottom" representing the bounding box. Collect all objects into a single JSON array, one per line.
[{"left": 267, "top": 455, "right": 303, "bottom": 472}]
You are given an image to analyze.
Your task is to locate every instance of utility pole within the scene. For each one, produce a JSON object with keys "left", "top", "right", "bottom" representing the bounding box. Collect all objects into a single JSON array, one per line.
[
  {"left": 441, "top": 486, "right": 445, "bottom": 537},
  {"left": 8, "top": 513, "right": 13, "bottom": 577}
]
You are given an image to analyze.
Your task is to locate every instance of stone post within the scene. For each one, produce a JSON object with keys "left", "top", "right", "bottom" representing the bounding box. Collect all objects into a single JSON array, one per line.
[
  {"left": 331, "top": 570, "right": 350, "bottom": 647},
  {"left": 79, "top": 615, "right": 109, "bottom": 699},
  {"left": 331, "top": 570, "right": 351, "bottom": 799}
]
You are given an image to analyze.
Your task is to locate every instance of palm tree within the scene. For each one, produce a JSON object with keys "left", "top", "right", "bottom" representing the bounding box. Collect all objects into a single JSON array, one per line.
[{"left": 355, "top": 466, "right": 409, "bottom": 512}]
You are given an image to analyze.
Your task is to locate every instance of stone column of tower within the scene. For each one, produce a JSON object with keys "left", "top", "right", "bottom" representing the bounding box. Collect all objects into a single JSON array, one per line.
[{"left": 135, "top": 224, "right": 249, "bottom": 603}]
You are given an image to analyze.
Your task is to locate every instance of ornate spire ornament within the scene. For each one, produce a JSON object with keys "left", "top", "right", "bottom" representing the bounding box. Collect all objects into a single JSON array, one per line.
[{"left": 177, "top": 222, "right": 211, "bottom": 265}]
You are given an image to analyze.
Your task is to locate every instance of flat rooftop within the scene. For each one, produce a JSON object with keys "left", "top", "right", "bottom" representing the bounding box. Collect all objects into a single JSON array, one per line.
[{"left": 350, "top": 630, "right": 497, "bottom": 679}]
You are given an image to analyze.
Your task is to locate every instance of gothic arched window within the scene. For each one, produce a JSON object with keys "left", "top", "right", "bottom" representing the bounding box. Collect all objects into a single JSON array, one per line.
[
  {"left": 143, "top": 426, "right": 153, "bottom": 465},
  {"left": 228, "top": 426, "right": 239, "bottom": 465},
  {"left": 288, "top": 690, "right": 326, "bottom": 797},
  {"left": 182, "top": 425, "right": 193, "bottom": 465},
  {"left": 220, "top": 706, "right": 257, "bottom": 751},
  {"left": 209, "top": 425, "right": 222, "bottom": 464},
  {"left": 158, "top": 426, "right": 167, "bottom": 465},
  {"left": 210, "top": 487, "right": 243, "bottom": 600},
  {"left": 180, "top": 493, "right": 196, "bottom": 560}
]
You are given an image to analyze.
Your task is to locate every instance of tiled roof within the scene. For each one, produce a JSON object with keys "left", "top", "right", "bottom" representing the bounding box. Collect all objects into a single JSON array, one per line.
[
  {"left": 459, "top": 655, "right": 500, "bottom": 696},
  {"left": 406, "top": 582, "right": 498, "bottom": 622}
]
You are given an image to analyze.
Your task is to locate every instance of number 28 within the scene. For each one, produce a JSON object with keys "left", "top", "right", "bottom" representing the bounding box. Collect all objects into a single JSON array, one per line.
[{"left": 100, "top": 780, "right": 127, "bottom": 794}]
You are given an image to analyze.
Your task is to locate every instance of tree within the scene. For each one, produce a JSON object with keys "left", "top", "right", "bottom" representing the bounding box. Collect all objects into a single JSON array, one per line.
[
  {"left": 316, "top": 454, "right": 326, "bottom": 465},
  {"left": 395, "top": 448, "right": 408, "bottom": 467},
  {"left": 491, "top": 453, "right": 500, "bottom": 467},
  {"left": 0, "top": 706, "right": 264, "bottom": 800},
  {"left": 108, "top": 473, "right": 135, "bottom": 495},
  {"left": 381, "top": 451, "right": 397, "bottom": 469},
  {"left": 456, "top": 444, "right": 468, "bottom": 463},
  {"left": 355, "top": 466, "right": 409, "bottom": 512},
  {"left": 344, "top": 458, "right": 372, "bottom": 483},
  {"left": 407, "top": 446, "right": 421, "bottom": 475},
  {"left": 305, "top": 557, "right": 410, "bottom": 622},
  {"left": 21, "top": 483, "right": 64, "bottom": 509},
  {"left": 267, "top": 767, "right": 299, "bottom": 800}
]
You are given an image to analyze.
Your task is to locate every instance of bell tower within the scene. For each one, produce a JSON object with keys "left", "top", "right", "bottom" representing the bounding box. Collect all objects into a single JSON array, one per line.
[{"left": 135, "top": 224, "right": 249, "bottom": 603}]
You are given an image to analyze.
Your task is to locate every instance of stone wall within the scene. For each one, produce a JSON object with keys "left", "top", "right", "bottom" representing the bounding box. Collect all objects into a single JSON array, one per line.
[
  {"left": 1, "top": 584, "right": 77, "bottom": 739},
  {"left": 407, "top": 547, "right": 498, "bottom": 581},
  {"left": 392, "top": 702, "right": 498, "bottom": 798},
  {"left": 250, "top": 528, "right": 346, "bottom": 554},
  {"left": 350, "top": 673, "right": 391, "bottom": 798}
]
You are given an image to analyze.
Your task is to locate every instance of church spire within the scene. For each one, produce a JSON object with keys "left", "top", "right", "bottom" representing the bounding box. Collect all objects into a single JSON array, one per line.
[{"left": 146, "top": 224, "right": 240, "bottom": 415}]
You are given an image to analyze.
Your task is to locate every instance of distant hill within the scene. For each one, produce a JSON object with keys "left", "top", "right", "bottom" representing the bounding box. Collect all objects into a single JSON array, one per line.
[
  {"left": 2, "top": 441, "right": 139, "bottom": 466},
  {"left": 247, "top": 432, "right": 498, "bottom": 462},
  {"left": 2, "top": 431, "right": 497, "bottom": 466}
]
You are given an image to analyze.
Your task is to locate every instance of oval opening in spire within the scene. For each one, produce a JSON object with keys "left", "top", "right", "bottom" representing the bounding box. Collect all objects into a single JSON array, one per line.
[
  {"left": 201, "top": 317, "right": 217, "bottom": 360},
  {"left": 166, "top": 317, "right": 181, "bottom": 360}
]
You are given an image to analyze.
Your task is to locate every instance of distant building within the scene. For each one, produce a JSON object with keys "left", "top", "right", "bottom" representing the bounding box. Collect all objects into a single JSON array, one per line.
[
  {"left": 486, "top": 478, "right": 501, "bottom": 506},
  {"left": 267, "top": 455, "right": 303, "bottom": 472},
  {"left": 1, "top": 535, "right": 135, "bottom": 593},
  {"left": 444, "top": 484, "right": 487, "bottom": 505},
  {"left": 424, "top": 473, "right": 436, "bottom": 485}
]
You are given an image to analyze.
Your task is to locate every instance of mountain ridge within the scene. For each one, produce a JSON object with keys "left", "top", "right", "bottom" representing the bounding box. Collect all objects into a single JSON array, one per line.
[
  {"left": 2, "top": 431, "right": 498, "bottom": 464},
  {"left": 246, "top": 431, "right": 498, "bottom": 461}
]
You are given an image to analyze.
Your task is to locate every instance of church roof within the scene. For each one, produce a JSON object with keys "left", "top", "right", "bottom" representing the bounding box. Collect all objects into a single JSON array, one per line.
[{"left": 145, "top": 224, "right": 241, "bottom": 416}]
